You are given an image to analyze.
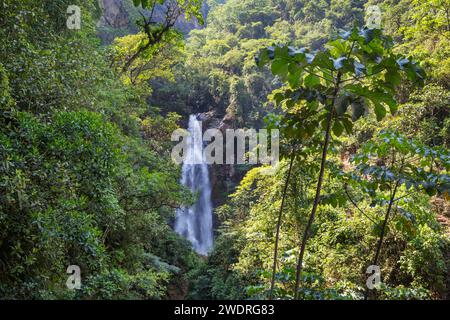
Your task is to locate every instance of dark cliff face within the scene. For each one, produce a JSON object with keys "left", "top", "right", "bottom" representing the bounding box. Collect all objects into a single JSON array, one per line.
[
  {"left": 97, "top": 0, "right": 208, "bottom": 44},
  {"left": 97, "top": 0, "right": 134, "bottom": 44},
  {"left": 98, "top": 0, "right": 130, "bottom": 28},
  {"left": 196, "top": 111, "right": 249, "bottom": 211}
]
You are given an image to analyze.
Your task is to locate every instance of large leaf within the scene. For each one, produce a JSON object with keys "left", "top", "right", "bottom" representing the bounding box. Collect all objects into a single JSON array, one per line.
[
  {"left": 335, "top": 94, "right": 352, "bottom": 116},
  {"left": 374, "top": 102, "right": 386, "bottom": 121},
  {"left": 341, "top": 117, "right": 354, "bottom": 134},
  {"left": 351, "top": 98, "right": 366, "bottom": 121},
  {"left": 332, "top": 121, "right": 344, "bottom": 137},
  {"left": 304, "top": 74, "right": 320, "bottom": 88},
  {"left": 326, "top": 39, "right": 348, "bottom": 58},
  {"left": 271, "top": 59, "right": 289, "bottom": 78}
]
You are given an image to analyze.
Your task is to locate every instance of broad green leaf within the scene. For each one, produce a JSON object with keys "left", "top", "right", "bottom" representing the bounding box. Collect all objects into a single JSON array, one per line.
[
  {"left": 256, "top": 49, "right": 270, "bottom": 67},
  {"left": 385, "top": 69, "right": 401, "bottom": 87},
  {"left": 326, "top": 39, "right": 348, "bottom": 58},
  {"left": 374, "top": 102, "right": 386, "bottom": 121},
  {"left": 320, "top": 117, "right": 330, "bottom": 131},
  {"left": 288, "top": 62, "right": 301, "bottom": 75},
  {"left": 287, "top": 71, "right": 302, "bottom": 88},
  {"left": 288, "top": 47, "right": 307, "bottom": 62},
  {"left": 311, "top": 52, "right": 333, "bottom": 69},
  {"left": 304, "top": 74, "right": 320, "bottom": 87},
  {"left": 335, "top": 95, "right": 352, "bottom": 115},
  {"left": 351, "top": 98, "right": 366, "bottom": 121},
  {"left": 271, "top": 59, "right": 289, "bottom": 78},
  {"left": 332, "top": 121, "right": 344, "bottom": 137},
  {"left": 341, "top": 117, "right": 354, "bottom": 134}
]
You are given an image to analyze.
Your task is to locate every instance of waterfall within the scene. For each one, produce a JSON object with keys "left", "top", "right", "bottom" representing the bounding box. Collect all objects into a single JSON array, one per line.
[{"left": 175, "top": 115, "right": 213, "bottom": 255}]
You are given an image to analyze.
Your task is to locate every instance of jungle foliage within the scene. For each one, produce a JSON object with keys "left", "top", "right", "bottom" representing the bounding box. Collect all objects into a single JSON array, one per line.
[
  {"left": 183, "top": 0, "right": 450, "bottom": 300},
  {"left": 0, "top": 0, "right": 201, "bottom": 299},
  {"left": 0, "top": 0, "right": 449, "bottom": 300}
]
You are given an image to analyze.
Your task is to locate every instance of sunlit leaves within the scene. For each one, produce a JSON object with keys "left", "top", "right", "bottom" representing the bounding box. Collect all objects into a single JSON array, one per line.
[
  {"left": 326, "top": 39, "right": 350, "bottom": 58},
  {"left": 303, "top": 74, "right": 318, "bottom": 88},
  {"left": 374, "top": 102, "right": 386, "bottom": 121},
  {"left": 271, "top": 59, "right": 289, "bottom": 78},
  {"left": 352, "top": 130, "right": 450, "bottom": 197},
  {"left": 257, "top": 25, "right": 426, "bottom": 145}
]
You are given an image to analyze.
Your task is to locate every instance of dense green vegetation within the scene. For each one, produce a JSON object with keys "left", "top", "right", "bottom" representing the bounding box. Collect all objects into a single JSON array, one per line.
[
  {"left": 0, "top": 0, "right": 201, "bottom": 299},
  {"left": 1, "top": 0, "right": 449, "bottom": 300},
  {"left": 178, "top": 0, "right": 450, "bottom": 300}
]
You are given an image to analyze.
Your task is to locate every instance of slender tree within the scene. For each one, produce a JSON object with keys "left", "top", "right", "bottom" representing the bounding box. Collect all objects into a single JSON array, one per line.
[
  {"left": 269, "top": 150, "right": 296, "bottom": 299},
  {"left": 258, "top": 25, "right": 425, "bottom": 299},
  {"left": 349, "top": 131, "right": 450, "bottom": 299}
]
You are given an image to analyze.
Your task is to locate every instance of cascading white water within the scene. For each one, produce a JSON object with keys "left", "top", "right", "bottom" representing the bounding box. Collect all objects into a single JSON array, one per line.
[{"left": 175, "top": 115, "right": 213, "bottom": 255}]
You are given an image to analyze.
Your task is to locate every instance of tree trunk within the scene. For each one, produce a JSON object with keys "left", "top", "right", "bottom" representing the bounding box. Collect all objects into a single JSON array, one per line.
[
  {"left": 293, "top": 110, "right": 333, "bottom": 299},
  {"left": 364, "top": 180, "right": 399, "bottom": 300},
  {"left": 269, "top": 152, "right": 295, "bottom": 300},
  {"left": 293, "top": 70, "right": 343, "bottom": 299}
]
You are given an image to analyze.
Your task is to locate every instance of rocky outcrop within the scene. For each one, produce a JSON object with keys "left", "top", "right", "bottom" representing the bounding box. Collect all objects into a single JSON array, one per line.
[
  {"left": 196, "top": 111, "right": 245, "bottom": 209},
  {"left": 98, "top": 0, "right": 129, "bottom": 28},
  {"left": 97, "top": 0, "right": 208, "bottom": 44}
]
